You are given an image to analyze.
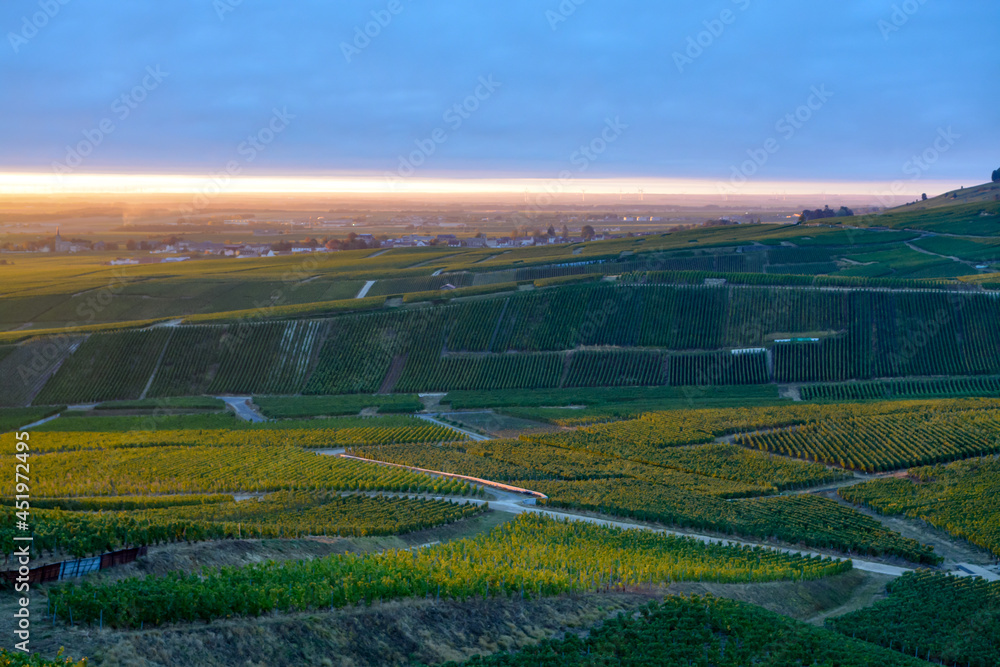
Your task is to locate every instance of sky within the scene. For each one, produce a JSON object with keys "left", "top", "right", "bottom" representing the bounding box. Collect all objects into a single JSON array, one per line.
[{"left": 0, "top": 0, "right": 997, "bottom": 194}]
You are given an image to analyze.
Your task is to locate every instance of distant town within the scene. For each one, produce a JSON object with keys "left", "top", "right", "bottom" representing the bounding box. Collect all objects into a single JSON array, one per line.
[{"left": 0, "top": 206, "right": 874, "bottom": 264}]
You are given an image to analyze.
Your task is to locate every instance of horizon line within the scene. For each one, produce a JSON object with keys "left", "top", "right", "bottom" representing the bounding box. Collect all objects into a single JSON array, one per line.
[{"left": 0, "top": 172, "right": 977, "bottom": 200}]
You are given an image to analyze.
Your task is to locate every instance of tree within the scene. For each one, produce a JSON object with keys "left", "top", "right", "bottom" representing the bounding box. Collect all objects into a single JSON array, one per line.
[
  {"left": 922, "top": 193, "right": 928, "bottom": 201},
  {"left": 561, "top": 224, "right": 569, "bottom": 238},
  {"left": 992, "top": 168, "right": 1000, "bottom": 183},
  {"left": 582, "top": 225, "right": 595, "bottom": 240},
  {"left": 126, "top": 239, "right": 137, "bottom": 251}
]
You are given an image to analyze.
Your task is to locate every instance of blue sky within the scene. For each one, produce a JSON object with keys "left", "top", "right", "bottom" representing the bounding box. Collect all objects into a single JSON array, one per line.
[{"left": 1, "top": 0, "right": 997, "bottom": 185}]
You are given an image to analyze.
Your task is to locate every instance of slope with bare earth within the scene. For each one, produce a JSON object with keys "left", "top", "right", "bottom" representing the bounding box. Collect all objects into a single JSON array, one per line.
[{"left": 14, "top": 572, "right": 886, "bottom": 667}]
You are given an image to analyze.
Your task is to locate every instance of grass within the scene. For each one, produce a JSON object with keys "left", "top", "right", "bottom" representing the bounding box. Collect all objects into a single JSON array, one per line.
[
  {"left": 0, "top": 406, "right": 64, "bottom": 433},
  {"left": 28, "top": 411, "right": 436, "bottom": 432},
  {"left": 859, "top": 199, "right": 1000, "bottom": 235},
  {"left": 254, "top": 394, "right": 424, "bottom": 418},
  {"left": 445, "top": 386, "right": 785, "bottom": 420},
  {"left": 5, "top": 220, "right": 985, "bottom": 336},
  {"left": 95, "top": 396, "right": 226, "bottom": 411},
  {"left": 30, "top": 411, "right": 241, "bottom": 431},
  {"left": 910, "top": 235, "right": 1000, "bottom": 263}
]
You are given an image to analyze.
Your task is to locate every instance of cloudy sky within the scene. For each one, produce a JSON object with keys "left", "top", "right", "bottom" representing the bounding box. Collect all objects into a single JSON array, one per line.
[{"left": 1, "top": 0, "right": 997, "bottom": 189}]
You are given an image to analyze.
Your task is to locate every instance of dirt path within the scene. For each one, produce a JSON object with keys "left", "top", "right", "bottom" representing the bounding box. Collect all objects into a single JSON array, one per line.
[
  {"left": 217, "top": 396, "right": 268, "bottom": 423},
  {"left": 334, "top": 453, "right": 915, "bottom": 578},
  {"left": 416, "top": 413, "right": 492, "bottom": 441},
  {"left": 356, "top": 280, "right": 377, "bottom": 298},
  {"left": 139, "top": 328, "right": 174, "bottom": 400},
  {"left": 822, "top": 490, "right": 998, "bottom": 573},
  {"left": 905, "top": 239, "right": 978, "bottom": 270}
]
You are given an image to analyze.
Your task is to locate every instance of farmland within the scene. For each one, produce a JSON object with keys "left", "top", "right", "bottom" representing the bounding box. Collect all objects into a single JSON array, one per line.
[
  {"left": 8, "top": 442, "right": 475, "bottom": 497},
  {"left": 47, "top": 514, "right": 850, "bottom": 629},
  {"left": 6, "top": 282, "right": 1000, "bottom": 405},
  {"left": 450, "top": 594, "right": 930, "bottom": 667},
  {"left": 33, "top": 329, "right": 172, "bottom": 404},
  {"left": 840, "top": 457, "right": 1000, "bottom": 557},
  {"left": 5, "top": 200, "right": 1000, "bottom": 667},
  {"left": 0, "top": 493, "right": 484, "bottom": 558},
  {"left": 827, "top": 572, "right": 1000, "bottom": 666},
  {"left": 738, "top": 401, "right": 1000, "bottom": 471}
]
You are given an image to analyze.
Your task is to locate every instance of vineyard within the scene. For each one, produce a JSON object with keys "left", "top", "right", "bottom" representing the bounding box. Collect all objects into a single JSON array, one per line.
[
  {"left": 448, "top": 594, "right": 930, "bottom": 667},
  {"left": 12, "top": 421, "right": 464, "bottom": 453},
  {"left": 10, "top": 444, "right": 474, "bottom": 497},
  {"left": 148, "top": 321, "right": 328, "bottom": 397},
  {"left": 396, "top": 351, "right": 565, "bottom": 392},
  {"left": 351, "top": 440, "right": 775, "bottom": 498},
  {"left": 563, "top": 350, "right": 665, "bottom": 387},
  {"left": 0, "top": 492, "right": 485, "bottom": 558},
  {"left": 532, "top": 398, "right": 975, "bottom": 452},
  {"left": 47, "top": 514, "right": 851, "bottom": 629},
  {"left": 840, "top": 457, "right": 1000, "bottom": 557},
  {"left": 533, "top": 479, "right": 939, "bottom": 563},
  {"left": 34, "top": 329, "right": 172, "bottom": 404},
  {"left": 827, "top": 572, "right": 1000, "bottom": 667},
  {"left": 303, "top": 309, "right": 436, "bottom": 395},
  {"left": 738, "top": 403, "right": 1000, "bottom": 472},
  {"left": 802, "top": 376, "right": 1000, "bottom": 401},
  {"left": 16, "top": 283, "right": 1000, "bottom": 404},
  {"left": 353, "top": 438, "right": 843, "bottom": 495},
  {"left": 345, "top": 406, "right": 940, "bottom": 562},
  {"left": 668, "top": 350, "right": 770, "bottom": 386}
]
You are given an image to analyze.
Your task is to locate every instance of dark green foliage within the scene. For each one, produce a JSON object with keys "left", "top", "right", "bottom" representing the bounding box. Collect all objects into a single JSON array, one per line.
[
  {"left": 564, "top": 350, "right": 666, "bottom": 387},
  {"left": 396, "top": 352, "right": 564, "bottom": 392},
  {"left": 34, "top": 329, "right": 171, "bottom": 404},
  {"left": 828, "top": 572, "right": 1000, "bottom": 667},
  {"left": 146, "top": 325, "right": 227, "bottom": 396},
  {"left": 254, "top": 394, "right": 423, "bottom": 418},
  {"left": 802, "top": 376, "right": 1000, "bottom": 401},
  {"left": 669, "top": 351, "right": 769, "bottom": 386},
  {"left": 0, "top": 406, "right": 63, "bottom": 433},
  {"left": 448, "top": 594, "right": 930, "bottom": 666}
]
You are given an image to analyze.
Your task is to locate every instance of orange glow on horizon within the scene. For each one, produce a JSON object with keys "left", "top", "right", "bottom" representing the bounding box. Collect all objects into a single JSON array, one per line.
[{"left": 0, "top": 171, "right": 970, "bottom": 199}]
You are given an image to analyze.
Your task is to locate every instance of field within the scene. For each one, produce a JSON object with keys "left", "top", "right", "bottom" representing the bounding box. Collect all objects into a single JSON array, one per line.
[
  {"left": 532, "top": 480, "right": 938, "bottom": 563},
  {"left": 0, "top": 406, "right": 62, "bottom": 433},
  {"left": 47, "top": 514, "right": 850, "bottom": 629},
  {"left": 34, "top": 329, "right": 172, "bottom": 404},
  {"left": 6, "top": 202, "right": 1000, "bottom": 667},
  {"left": 449, "top": 594, "right": 930, "bottom": 667},
  {"left": 253, "top": 394, "right": 423, "bottom": 417},
  {"left": 349, "top": 413, "right": 942, "bottom": 563},
  {"left": 8, "top": 281, "right": 1000, "bottom": 407},
  {"left": 6, "top": 439, "right": 474, "bottom": 497},
  {"left": 802, "top": 376, "right": 1000, "bottom": 401},
  {"left": 827, "top": 572, "right": 1000, "bottom": 666},
  {"left": 840, "top": 457, "right": 1000, "bottom": 557},
  {"left": 738, "top": 400, "right": 1000, "bottom": 472},
  {"left": 0, "top": 493, "right": 484, "bottom": 558}
]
